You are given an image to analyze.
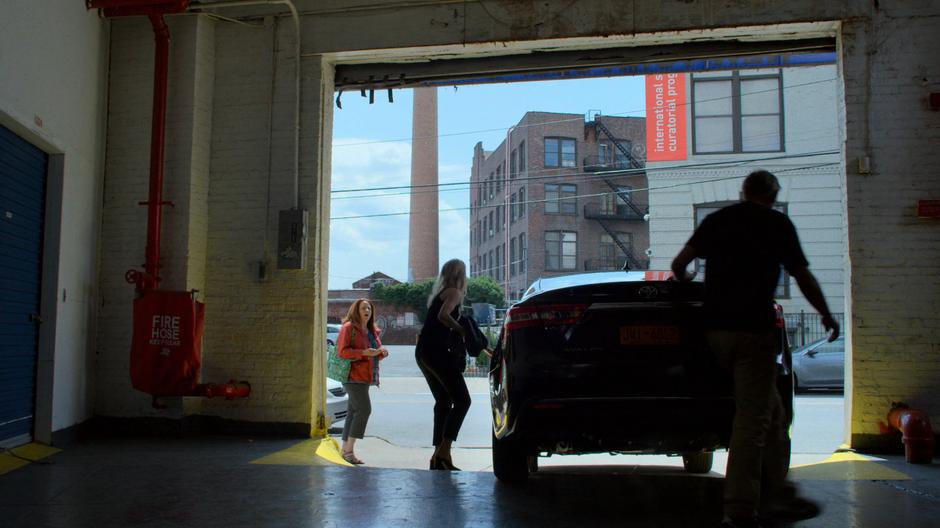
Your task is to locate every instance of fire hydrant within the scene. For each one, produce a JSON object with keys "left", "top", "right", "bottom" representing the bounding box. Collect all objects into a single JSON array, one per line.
[{"left": 886, "top": 402, "right": 935, "bottom": 464}]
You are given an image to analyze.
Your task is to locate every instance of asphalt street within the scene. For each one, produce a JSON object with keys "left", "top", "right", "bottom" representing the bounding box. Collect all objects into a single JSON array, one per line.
[{"left": 334, "top": 344, "right": 846, "bottom": 472}]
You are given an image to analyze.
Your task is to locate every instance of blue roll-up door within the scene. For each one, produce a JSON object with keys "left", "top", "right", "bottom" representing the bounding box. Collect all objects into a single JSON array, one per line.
[{"left": 0, "top": 125, "right": 47, "bottom": 447}]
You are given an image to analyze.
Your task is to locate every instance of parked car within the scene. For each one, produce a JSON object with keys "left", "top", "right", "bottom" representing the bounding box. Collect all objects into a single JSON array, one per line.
[
  {"left": 792, "top": 335, "right": 844, "bottom": 392},
  {"left": 326, "top": 323, "right": 342, "bottom": 346},
  {"left": 488, "top": 271, "right": 794, "bottom": 482},
  {"left": 326, "top": 377, "right": 348, "bottom": 427}
]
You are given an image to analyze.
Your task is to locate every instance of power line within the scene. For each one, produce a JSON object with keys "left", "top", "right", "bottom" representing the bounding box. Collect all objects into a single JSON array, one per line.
[
  {"left": 330, "top": 127, "right": 841, "bottom": 201},
  {"left": 330, "top": 158, "right": 842, "bottom": 221}
]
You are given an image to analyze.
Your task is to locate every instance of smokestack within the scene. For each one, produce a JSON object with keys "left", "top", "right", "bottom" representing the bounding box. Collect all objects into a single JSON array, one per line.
[{"left": 408, "top": 87, "right": 439, "bottom": 283}]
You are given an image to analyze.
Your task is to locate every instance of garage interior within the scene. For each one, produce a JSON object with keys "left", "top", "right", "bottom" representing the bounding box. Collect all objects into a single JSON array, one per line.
[{"left": 1, "top": 1, "right": 939, "bottom": 526}]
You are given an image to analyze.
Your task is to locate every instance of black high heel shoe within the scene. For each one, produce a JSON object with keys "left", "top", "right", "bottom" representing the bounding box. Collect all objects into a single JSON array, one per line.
[{"left": 430, "top": 456, "right": 460, "bottom": 471}]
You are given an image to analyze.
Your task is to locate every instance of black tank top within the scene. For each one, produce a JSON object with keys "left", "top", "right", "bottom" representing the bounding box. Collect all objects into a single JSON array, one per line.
[{"left": 419, "top": 291, "right": 460, "bottom": 349}]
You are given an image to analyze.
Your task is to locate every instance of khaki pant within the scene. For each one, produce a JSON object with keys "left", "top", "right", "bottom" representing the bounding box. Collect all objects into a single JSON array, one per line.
[{"left": 708, "top": 330, "right": 793, "bottom": 519}]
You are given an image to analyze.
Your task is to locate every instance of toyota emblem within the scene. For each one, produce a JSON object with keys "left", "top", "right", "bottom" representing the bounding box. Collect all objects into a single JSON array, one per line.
[{"left": 637, "top": 285, "right": 659, "bottom": 299}]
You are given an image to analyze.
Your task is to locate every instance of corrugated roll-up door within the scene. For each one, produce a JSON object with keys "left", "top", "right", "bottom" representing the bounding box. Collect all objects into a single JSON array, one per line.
[{"left": 0, "top": 125, "right": 47, "bottom": 447}]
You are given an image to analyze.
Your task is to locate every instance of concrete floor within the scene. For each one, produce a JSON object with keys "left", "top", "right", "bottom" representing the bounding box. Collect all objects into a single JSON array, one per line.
[{"left": 1, "top": 436, "right": 939, "bottom": 527}]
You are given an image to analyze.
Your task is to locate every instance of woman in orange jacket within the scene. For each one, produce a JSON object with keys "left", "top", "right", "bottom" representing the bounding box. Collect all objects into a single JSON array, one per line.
[{"left": 337, "top": 298, "right": 389, "bottom": 465}]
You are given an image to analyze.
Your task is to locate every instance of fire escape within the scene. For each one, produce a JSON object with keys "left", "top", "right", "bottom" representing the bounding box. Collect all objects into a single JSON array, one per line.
[{"left": 583, "top": 118, "right": 648, "bottom": 271}]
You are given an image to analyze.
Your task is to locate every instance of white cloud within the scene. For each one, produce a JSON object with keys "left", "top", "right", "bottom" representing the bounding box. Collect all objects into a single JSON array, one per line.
[{"left": 328, "top": 140, "right": 473, "bottom": 289}]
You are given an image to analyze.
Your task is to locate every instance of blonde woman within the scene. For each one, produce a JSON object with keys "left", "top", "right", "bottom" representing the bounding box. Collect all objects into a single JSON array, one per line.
[
  {"left": 337, "top": 299, "right": 389, "bottom": 465},
  {"left": 415, "top": 259, "right": 470, "bottom": 471}
]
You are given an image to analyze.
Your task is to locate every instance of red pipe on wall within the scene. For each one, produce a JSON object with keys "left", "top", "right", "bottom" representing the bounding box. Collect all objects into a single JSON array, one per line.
[
  {"left": 143, "top": 13, "right": 170, "bottom": 292},
  {"left": 88, "top": 2, "right": 189, "bottom": 292},
  {"left": 886, "top": 403, "right": 935, "bottom": 464}
]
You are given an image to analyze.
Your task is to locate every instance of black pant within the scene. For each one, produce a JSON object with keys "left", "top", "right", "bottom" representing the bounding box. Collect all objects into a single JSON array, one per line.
[{"left": 416, "top": 352, "right": 471, "bottom": 446}]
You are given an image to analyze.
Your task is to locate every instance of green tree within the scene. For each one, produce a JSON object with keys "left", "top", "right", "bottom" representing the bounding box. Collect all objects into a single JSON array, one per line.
[
  {"left": 466, "top": 276, "right": 505, "bottom": 308},
  {"left": 372, "top": 276, "right": 506, "bottom": 322},
  {"left": 372, "top": 280, "right": 434, "bottom": 322}
]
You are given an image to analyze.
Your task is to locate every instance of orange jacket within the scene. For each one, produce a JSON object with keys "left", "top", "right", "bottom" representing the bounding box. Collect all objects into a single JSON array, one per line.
[{"left": 337, "top": 321, "right": 384, "bottom": 384}]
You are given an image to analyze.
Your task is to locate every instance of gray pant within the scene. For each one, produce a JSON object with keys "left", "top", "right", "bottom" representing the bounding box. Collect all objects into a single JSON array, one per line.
[
  {"left": 341, "top": 383, "right": 372, "bottom": 440},
  {"left": 707, "top": 330, "right": 792, "bottom": 520}
]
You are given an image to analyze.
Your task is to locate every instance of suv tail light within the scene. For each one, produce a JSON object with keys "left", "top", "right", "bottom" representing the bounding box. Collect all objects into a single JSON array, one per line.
[
  {"left": 504, "top": 303, "right": 588, "bottom": 331},
  {"left": 774, "top": 303, "right": 785, "bottom": 329}
]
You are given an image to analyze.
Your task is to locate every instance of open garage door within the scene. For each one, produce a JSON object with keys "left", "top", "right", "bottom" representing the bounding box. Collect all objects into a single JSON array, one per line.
[
  {"left": 0, "top": 125, "right": 47, "bottom": 447},
  {"left": 334, "top": 37, "right": 836, "bottom": 91}
]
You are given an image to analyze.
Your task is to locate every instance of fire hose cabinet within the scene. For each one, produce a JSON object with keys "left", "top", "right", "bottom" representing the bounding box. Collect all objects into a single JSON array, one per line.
[{"left": 131, "top": 290, "right": 205, "bottom": 396}]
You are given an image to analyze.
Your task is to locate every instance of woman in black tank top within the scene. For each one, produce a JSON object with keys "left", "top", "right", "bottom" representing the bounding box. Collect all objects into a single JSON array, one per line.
[{"left": 415, "top": 259, "right": 471, "bottom": 471}]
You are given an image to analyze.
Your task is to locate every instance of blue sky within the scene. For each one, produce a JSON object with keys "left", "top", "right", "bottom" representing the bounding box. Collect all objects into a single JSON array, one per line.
[{"left": 328, "top": 75, "right": 647, "bottom": 289}]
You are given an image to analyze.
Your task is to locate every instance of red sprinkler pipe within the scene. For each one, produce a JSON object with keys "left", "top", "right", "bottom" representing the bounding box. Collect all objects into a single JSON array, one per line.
[
  {"left": 88, "top": 0, "right": 191, "bottom": 292},
  {"left": 190, "top": 380, "right": 252, "bottom": 400},
  {"left": 142, "top": 13, "right": 170, "bottom": 292},
  {"left": 886, "top": 403, "right": 935, "bottom": 464}
]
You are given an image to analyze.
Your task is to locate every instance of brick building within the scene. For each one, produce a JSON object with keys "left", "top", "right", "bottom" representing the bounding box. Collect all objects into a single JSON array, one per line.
[
  {"left": 469, "top": 112, "right": 648, "bottom": 303},
  {"left": 327, "top": 272, "right": 417, "bottom": 343}
]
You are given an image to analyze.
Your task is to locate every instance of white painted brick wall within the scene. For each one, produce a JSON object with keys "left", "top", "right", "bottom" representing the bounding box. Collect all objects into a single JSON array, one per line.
[{"left": 841, "top": 8, "right": 940, "bottom": 444}]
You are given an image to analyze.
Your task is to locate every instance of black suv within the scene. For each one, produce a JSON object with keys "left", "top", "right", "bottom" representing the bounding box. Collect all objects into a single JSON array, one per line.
[{"left": 489, "top": 271, "right": 793, "bottom": 482}]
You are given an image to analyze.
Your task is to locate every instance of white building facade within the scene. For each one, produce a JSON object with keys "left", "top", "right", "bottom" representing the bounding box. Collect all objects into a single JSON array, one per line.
[{"left": 647, "top": 63, "right": 845, "bottom": 334}]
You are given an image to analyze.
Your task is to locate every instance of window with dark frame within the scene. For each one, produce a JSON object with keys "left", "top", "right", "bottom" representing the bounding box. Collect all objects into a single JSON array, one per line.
[
  {"left": 545, "top": 183, "right": 577, "bottom": 214},
  {"left": 519, "top": 233, "right": 527, "bottom": 272},
  {"left": 518, "top": 141, "right": 526, "bottom": 174},
  {"left": 693, "top": 201, "right": 791, "bottom": 298},
  {"left": 545, "top": 230, "right": 577, "bottom": 270},
  {"left": 510, "top": 149, "right": 517, "bottom": 179},
  {"left": 510, "top": 238, "right": 516, "bottom": 277},
  {"left": 692, "top": 69, "right": 783, "bottom": 154},
  {"left": 518, "top": 186, "right": 526, "bottom": 217},
  {"left": 544, "top": 137, "right": 577, "bottom": 168}
]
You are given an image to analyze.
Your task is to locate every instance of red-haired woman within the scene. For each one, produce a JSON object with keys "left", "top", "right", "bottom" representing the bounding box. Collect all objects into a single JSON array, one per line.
[{"left": 337, "top": 298, "right": 389, "bottom": 465}]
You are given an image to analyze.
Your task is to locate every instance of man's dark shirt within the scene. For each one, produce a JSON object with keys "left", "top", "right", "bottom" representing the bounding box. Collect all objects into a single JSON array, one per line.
[{"left": 687, "top": 201, "right": 808, "bottom": 331}]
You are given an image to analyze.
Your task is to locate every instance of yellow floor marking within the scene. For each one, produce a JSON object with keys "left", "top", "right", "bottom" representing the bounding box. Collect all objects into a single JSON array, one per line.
[
  {"left": 251, "top": 437, "right": 352, "bottom": 467},
  {"left": 0, "top": 443, "right": 61, "bottom": 476},
  {"left": 789, "top": 452, "right": 910, "bottom": 481}
]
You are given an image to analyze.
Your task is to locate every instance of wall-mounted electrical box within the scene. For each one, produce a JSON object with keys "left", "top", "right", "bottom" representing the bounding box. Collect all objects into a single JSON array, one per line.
[{"left": 277, "top": 209, "right": 308, "bottom": 269}]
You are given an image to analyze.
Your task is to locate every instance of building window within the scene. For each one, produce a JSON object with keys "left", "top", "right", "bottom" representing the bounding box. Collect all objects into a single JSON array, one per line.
[
  {"left": 518, "top": 186, "right": 525, "bottom": 217},
  {"left": 544, "top": 137, "right": 577, "bottom": 168},
  {"left": 600, "top": 233, "right": 633, "bottom": 268},
  {"left": 510, "top": 192, "right": 517, "bottom": 223},
  {"left": 518, "top": 141, "right": 526, "bottom": 174},
  {"left": 692, "top": 69, "right": 783, "bottom": 154},
  {"left": 488, "top": 250, "right": 494, "bottom": 278},
  {"left": 510, "top": 238, "right": 516, "bottom": 277},
  {"left": 510, "top": 149, "right": 517, "bottom": 179},
  {"left": 519, "top": 233, "right": 527, "bottom": 272},
  {"left": 545, "top": 231, "right": 577, "bottom": 270},
  {"left": 496, "top": 206, "right": 502, "bottom": 232},
  {"left": 496, "top": 164, "right": 503, "bottom": 194},
  {"left": 693, "top": 201, "right": 790, "bottom": 298},
  {"left": 601, "top": 186, "right": 634, "bottom": 215},
  {"left": 478, "top": 183, "right": 483, "bottom": 206},
  {"left": 545, "top": 183, "right": 577, "bottom": 214}
]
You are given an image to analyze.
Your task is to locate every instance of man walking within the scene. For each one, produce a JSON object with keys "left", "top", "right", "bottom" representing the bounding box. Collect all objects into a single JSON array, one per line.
[{"left": 671, "top": 170, "right": 839, "bottom": 528}]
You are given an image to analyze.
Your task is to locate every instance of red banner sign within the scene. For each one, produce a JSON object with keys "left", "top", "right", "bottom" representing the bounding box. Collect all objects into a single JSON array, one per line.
[{"left": 646, "top": 74, "right": 688, "bottom": 161}]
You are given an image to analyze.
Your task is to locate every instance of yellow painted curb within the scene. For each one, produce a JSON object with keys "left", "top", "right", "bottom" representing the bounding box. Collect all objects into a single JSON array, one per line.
[
  {"left": 250, "top": 438, "right": 352, "bottom": 467},
  {"left": 789, "top": 452, "right": 910, "bottom": 481},
  {"left": 0, "top": 443, "right": 61, "bottom": 476}
]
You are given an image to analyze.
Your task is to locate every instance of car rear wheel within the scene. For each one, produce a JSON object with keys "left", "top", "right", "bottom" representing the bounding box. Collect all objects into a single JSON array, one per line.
[
  {"left": 682, "top": 451, "right": 713, "bottom": 474},
  {"left": 492, "top": 432, "right": 530, "bottom": 483}
]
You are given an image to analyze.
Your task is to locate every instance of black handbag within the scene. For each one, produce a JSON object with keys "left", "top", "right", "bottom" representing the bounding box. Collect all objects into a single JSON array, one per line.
[{"left": 458, "top": 315, "right": 489, "bottom": 358}]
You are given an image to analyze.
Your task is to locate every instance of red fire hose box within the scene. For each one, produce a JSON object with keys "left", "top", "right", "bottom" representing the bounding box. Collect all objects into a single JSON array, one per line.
[{"left": 131, "top": 290, "right": 205, "bottom": 396}]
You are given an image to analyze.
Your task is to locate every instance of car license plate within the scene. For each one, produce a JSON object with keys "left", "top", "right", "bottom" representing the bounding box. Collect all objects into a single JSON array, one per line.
[{"left": 619, "top": 325, "right": 681, "bottom": 346}]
